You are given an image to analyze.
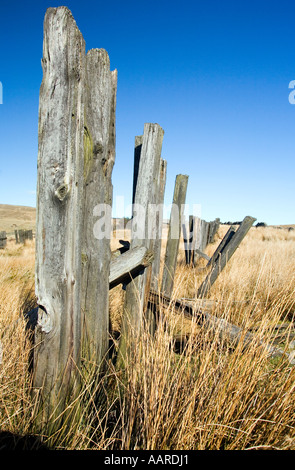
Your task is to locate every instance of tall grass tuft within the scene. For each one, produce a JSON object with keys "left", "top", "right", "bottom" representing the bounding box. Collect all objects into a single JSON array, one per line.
[{"left": 0, "top": 227, "right": 295, "bottom": 449}]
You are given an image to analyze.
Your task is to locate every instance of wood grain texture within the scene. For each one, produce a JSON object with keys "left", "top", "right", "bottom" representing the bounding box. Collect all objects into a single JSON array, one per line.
[
  {"left": 119, "top": 123, "right": 164, "bottom": 362},
  {"left": 109, "top": 246, "right": 153, "bottom": 289},
  {"left": 34, "top": 6, "right": 117, "bottom": 412},
  {"left": 161, "top": 174, "right": 188, "bottom": 297},
  {"left": 197, "top": 216, "right": 256, "bottom": 297}
]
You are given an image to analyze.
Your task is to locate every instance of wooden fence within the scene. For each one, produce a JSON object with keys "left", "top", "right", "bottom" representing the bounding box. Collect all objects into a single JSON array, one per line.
[
  {"left": 30, "top": 6, "right": 292, "bottom": 421},
  {"left": 15, "top": 229, "right": 33, "bottom": 244},
  {"left": 0, "top": 232, "right": 7, "bottom": 249}
]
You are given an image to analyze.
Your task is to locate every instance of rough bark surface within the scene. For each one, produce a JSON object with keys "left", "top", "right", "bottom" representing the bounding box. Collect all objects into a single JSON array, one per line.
[
  {"left": 119, "top": 124, "right": 164, "bottom": 362},
  {"left": 34, "top": 6, "right": 117, "bottom": 412}
]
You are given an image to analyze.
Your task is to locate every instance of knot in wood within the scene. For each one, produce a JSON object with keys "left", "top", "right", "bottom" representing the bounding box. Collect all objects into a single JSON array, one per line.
[
  {"left": 55, "top": 183, "right": 69, "bottom": 202},
  {"left": 93, "top": 142, "right": 103, "bottom": 156}
]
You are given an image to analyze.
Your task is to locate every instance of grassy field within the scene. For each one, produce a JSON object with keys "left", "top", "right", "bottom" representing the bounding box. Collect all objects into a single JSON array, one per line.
[{"left": 0, "top": 224, "right": 295, "bottom": 450}]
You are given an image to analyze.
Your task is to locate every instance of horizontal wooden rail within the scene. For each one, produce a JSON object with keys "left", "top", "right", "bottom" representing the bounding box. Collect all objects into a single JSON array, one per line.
[
  {"left": 109, "top": 246, "right": 154, "bottom": 289},
  {"left": 148, "top": 290, "right": 294, "bottom": 364}
]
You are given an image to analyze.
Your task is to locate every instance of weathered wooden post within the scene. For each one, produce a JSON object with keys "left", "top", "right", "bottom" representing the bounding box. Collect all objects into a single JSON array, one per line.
[
  {"left": 152, "top": 158, "right": 167, "bottom": 289},
  {"left": 33, "top": 6, "right": 117, "bottom": 417},
  {"left": 26, "top": 229, "right": 33, "bottom": 241},
  {"left": 183, "top": 215, "right": 195, "bottom": 265},
  {"left": 197, "top": 216, "right": 256, "bottom": 297},
  {"left": 161, "top": 174, "right": 188, "bottom": 297},
  {"left": 208, "top": 218, "right": 220, "bottom": 244},
  {"left": 18, "top": 230, "right": 25, "bottom": 244},
  {"left": 15, "top": 230, "right": 19, "bottom": 244},
  {"left": 118, "top": 124, "right": 164, "bottom": 363},
  {"left": 207, "top": 225, "right": 235, "bottom": 267},
  {"left": 0, "top": 232, "right": 7, "bottom": 249}
]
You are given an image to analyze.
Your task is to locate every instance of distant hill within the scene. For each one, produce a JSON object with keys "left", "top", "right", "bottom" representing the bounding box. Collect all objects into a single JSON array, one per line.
[{"left": 0, "top": 204, "right": 36, "bottom": 235}]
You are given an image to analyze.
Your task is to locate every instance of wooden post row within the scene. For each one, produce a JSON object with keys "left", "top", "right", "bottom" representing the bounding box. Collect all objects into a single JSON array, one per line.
[{"left": 15, "top": 229, "right": 33, "bottom": 244}]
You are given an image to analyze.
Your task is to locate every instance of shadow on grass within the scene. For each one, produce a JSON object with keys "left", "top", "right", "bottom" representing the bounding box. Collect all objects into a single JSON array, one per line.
[{"left": 0, "top": 431, "right": 50, "bottom": 450}]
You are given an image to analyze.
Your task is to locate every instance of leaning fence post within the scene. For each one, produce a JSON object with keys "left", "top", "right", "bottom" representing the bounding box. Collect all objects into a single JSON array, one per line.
[
  {"left": 207, "top": 225, "right": 236, "bottom": 267},
  {"left": 33, "top": 6, "right": 117, "bottom": 418},
  {"left": 197, "top": 216, "right": 256, "bottom": 297},
  {"left": 118, "top": 123, "right": 164, "bottom": 364},
  {"left": 161, "top": 174, "right": 188, "bottom": 297}
]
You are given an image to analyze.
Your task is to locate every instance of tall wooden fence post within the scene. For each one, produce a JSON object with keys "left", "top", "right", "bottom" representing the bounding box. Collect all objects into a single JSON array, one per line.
[
  {"left": 33, "top": 6, "right": 117, "bottom": 418},
  {"left": 161, "top": 174, "right": 188, "bottom": 297},
  {"left": 118, "top": 124, "right": 164, "bottom": 364}
]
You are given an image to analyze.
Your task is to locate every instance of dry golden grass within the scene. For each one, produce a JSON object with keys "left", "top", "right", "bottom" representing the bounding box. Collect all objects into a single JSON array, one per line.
[{"left": 0, "top": 226, "right": 295, "bottom": 449}]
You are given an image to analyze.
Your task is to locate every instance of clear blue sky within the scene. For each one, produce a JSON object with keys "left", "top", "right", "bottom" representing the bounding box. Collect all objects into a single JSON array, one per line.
[{"left": 0, "top": 0, "right": 294, "bottom": 225}]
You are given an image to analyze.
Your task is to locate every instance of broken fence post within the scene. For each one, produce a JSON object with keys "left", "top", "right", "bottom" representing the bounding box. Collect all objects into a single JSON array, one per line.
[
  {"left": 197, "top": 216, "right": 256, "bottom": 297},
  {"left": 207, "top": 225, "right": 236, "bottom": 267}
]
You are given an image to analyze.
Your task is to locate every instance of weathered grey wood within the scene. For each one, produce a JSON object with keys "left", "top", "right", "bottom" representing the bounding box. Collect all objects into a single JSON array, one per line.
[
  {"left": 80, "top": 47, "right": 117, "bottom": 365},
  {"left": 27, "top": 230, "right": 33, "bottom": 240},
  {"left": 161, "top": 174, "right": 188, "bottom": 297},
  {"left": 18, "top": 230, "right": 25, "bottom": 244},
  {"left": 195, "top": 219, "right": 208, "bottom": 258},
  {"left": 183, "top": 215, "right": 195, "bottom": 265},
  {"left": 119, "top": 123, "right": 164, "bottom": 363},
  {"left": 149, "top": 290, "right": 294, "bottom": 364},
  {"left": 207, "top": 225, "right": 236, "bottom": 267},
  {"left": 109, "top": 246, "right": 154, "bottom": 289},
  {"left": 15, "top": 230, "right": 19, "bottom": 244},
  {"left": 34, "top": 7, "right": 87, "bottom": 411},
  {"left": 197, "top": 216, "right": 256, "bottom": 297},
  {"left": 195, "top": 249, "right": 210, "bottom": 261},
  {"left": 203, "top": 221, "right": 210, "bottom": 250},
  {"left": 152, "top": 158, "right": 167, "bottom": 289},
  {"left": 132, "top": 136, "right": 143, "bottom": 205},
  {"left": 33, "top": 6, "right": 117, "bottom": 416},
  {"left": 208, "top": 218, "right": 220, "bottom": 244},
  {"left": 193, "top": 217, "right": 202, "bottom": 252},
  {"left": 0, "top": 231, "right": 7, "bottom": 249}
]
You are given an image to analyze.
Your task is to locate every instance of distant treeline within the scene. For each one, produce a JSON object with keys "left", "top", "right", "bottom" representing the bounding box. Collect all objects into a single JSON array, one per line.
[{"left": 222, "top": 221, "right": 267, "bottom": 227}]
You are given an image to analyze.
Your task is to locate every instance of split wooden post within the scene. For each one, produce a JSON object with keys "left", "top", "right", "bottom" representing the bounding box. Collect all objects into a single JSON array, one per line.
[
  {"left": 207, "top": 225, "right": 236, "bottom": 267},
  {"left": 80, "top": 44, "right": 117, "bottom": 366},
  {"left": 0, "top": 231, "right": 7, "bottom": 249},
  {"left": 161, "top": 174, "right": 188, "bottom": 297},
  {"left": 33, "top": 6, "right": 117, "bottom": 416},
  {"left": 197, "top": 216, "right": 256, "bottom": 297},
  {"left": 118, "top": 124, "right": 164, "bottom": 363}
]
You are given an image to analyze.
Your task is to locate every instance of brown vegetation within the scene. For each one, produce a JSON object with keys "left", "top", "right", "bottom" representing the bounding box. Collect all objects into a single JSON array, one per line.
[{"left": 0, "top": 225, "right": 295, "bottom": 449}]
